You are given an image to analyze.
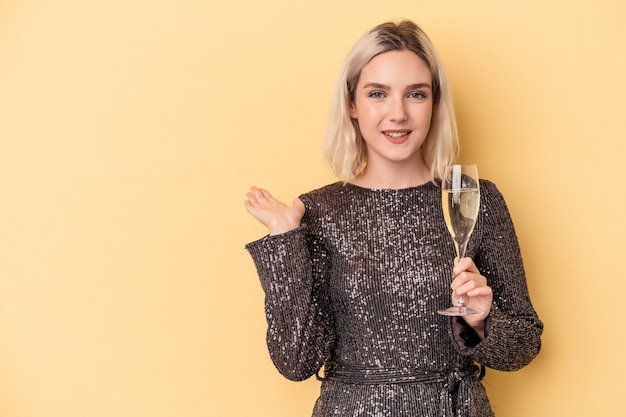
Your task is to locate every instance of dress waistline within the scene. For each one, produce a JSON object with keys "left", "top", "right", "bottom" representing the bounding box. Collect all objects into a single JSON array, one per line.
[
  {"left": 317, "top": 361, "right": 483, "bottom": 387},
  {"left": 316, "top": 361, "right": 485, "bottom": 417}
]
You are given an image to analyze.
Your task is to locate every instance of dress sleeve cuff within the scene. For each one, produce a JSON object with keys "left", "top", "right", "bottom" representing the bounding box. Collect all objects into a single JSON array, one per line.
[
  {"left": 244, "top": 226, "right": 309, "bottom": 293},
  {"left": 450, "top": 314, "right": 491, "bottom": 354},
  {"left": 245, "top": 225, "right": 306, "bottom": 253}
]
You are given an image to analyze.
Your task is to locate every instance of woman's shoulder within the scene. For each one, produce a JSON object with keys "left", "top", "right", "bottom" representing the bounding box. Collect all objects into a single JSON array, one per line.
[
  {"left": 478, "top": 178, "right": 496, "bottom": 193},
  {"left": 298, "top": 181, "right": 347, "bottom": 207},
  {"left": 479, "top": 178, "right": 504, "bottom": 198},
  {"left": 479, "top": 178, "right": 512, "bottom": 213}
]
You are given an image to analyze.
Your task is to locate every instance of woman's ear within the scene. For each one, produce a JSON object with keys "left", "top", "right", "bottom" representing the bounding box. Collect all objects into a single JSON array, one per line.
[{"left": 348, "top": 101, "right": 357, "bottom": 119}]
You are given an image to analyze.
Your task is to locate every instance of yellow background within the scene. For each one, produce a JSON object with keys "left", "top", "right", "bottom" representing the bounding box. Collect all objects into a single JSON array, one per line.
[{"left": 1, "top": 0, "right": 624, "bottom": 416}]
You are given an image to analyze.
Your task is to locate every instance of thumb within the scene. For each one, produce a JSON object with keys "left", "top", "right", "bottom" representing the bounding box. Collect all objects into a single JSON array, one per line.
[
  {"left": 293, "top": 197, "right": 305, "bottom": 209},
  {"left": 293, "top": 198, "right": 306, "bottom": 218}
]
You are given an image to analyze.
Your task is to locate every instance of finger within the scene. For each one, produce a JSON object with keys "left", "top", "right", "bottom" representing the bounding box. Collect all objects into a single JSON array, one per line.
[
  {"left": 250, "top": 186, "right": 266, "bottom": 200},
  {"left": 452, "top": 277, "right": 480, "bottom": 296},
  {"left": 454, "top": 281, "right": 492, "bottom": 306},
  {"left": 454, "top": 280, "right": 480, "bottom": 295},
  {"left": 467, "top": 285, "right": 493, "bottom": 298},
  {"left": 244, "top": 198, "right": 259, "bottom": 215},
  {"left": 252, "top": 187, "right": 275, "bottom": 204},
  {"left": 453, "top": 257, "right": 479, "bottom": 276},
  {"left": 451, "top": 271, "right": 486, "bottom": 292},
  {"left": 246, "top": 191, "right": 259, "bottom": 205},
  {"left": 450, "top": 270, "right": 472, "bottom": 288},
  {"left": 259, "top": 188, "right": 273, "bottom": 200}
]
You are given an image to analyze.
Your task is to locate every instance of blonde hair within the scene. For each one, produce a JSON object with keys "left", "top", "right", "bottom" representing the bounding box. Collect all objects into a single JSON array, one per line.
[{"left": 324, "top": 20, "right": 459, "bottom": 181}]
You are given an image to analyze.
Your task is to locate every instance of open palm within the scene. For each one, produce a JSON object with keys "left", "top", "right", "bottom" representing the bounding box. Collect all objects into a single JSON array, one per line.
[{"left": 244, "top": 186, "right": 305, "bottom": 235}]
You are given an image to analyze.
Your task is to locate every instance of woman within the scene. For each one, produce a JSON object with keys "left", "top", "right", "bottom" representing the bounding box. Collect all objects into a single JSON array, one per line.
[{"left": 244, "top": 19, "right": 542, "bottom": 416}]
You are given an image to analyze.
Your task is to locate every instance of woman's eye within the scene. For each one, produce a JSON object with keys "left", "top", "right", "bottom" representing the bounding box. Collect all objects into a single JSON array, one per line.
[
  {"left": 368, "top": 91, "right": 385, "bottom": 99},
  {"left": 408, "top": 91, "right": 426, "bottom": 99}
]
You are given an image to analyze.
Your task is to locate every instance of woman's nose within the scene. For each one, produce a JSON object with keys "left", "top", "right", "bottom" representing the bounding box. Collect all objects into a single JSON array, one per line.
[{"left": 389, "top": 98, "right": 408, "bottom": 122}]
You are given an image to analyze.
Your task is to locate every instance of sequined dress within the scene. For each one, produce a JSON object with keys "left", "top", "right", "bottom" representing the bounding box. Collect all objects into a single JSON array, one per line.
[{"left": 245, "top": 180, "right": 543, "bottom": 417}]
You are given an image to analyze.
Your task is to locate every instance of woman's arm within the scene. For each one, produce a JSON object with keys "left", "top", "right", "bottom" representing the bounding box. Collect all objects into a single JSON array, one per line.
[
  {"left": 452, "top": 180, "right": 543, "bottom": 371},
  {"left": 246, "top": 227, "right": 335, "bottom": 381},
  {"left": 244, "top": 187, "right": 335, "bottom": 381}
]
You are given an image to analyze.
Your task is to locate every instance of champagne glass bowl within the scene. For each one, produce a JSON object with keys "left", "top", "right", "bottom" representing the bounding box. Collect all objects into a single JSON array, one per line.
[{"left": 437, "top": 164, "right": 483, "bottom": 317}]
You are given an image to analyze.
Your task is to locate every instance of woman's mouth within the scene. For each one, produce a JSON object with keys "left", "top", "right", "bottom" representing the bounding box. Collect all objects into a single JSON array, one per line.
[{"left": 383, "top": 130, "right": 411, "bottom": 144}]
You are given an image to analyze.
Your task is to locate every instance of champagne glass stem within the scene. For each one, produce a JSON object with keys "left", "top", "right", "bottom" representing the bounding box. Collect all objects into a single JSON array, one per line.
[
  {"left": 456, "top": 240, "right": 468, "bottom": 259},
  {"left": 455, "top": 239, "right": 469, "bottom": 307}
]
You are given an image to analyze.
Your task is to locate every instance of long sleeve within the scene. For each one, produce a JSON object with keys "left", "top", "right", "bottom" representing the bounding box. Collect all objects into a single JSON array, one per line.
[
  {"left": 452, "top": 181, "right": 543, "bottom": 371},
  {"left": 245, "top": 226, "right": 335, "bottom": 381}
]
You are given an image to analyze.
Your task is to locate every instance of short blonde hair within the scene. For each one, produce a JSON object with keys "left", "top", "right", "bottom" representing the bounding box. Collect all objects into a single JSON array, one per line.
[{"left": 324, "top": 20, "right": 459, "bottom": 181}]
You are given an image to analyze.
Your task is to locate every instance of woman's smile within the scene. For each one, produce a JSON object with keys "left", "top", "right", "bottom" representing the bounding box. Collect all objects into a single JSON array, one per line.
[{"left": 383, "top": 129, "right": 412, "bottom": 144}]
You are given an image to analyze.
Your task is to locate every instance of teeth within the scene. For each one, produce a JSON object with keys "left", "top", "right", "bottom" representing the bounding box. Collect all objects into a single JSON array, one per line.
[{"left": 385, "top": 132, "right": 408, "bottom": 138}]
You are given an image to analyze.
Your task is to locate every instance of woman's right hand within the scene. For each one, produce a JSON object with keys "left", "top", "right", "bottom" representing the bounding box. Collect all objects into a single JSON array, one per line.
[{"left": 244, "top": 186, "right": 305, "bottom": 235}]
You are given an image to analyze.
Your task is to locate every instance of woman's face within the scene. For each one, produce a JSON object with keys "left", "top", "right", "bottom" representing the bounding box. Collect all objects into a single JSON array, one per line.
[{"left": 350, "top": 49, "right": 433, "bottom": 170}]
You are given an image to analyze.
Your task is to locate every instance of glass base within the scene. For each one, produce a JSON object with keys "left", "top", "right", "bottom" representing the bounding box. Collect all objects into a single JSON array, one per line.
[{"left": 437, "top": 306, "right": 483, "bottom": 316}]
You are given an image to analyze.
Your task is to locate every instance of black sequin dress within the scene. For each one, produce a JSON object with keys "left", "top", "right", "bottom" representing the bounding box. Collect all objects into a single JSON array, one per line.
[{"left": 246, "top": 180, "right": 543, "bottom": 417}]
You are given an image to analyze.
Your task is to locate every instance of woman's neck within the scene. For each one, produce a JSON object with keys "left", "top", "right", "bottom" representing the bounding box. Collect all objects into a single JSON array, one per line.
[{"left": 350, "top": 160, "right": 432, "bottom": 190}]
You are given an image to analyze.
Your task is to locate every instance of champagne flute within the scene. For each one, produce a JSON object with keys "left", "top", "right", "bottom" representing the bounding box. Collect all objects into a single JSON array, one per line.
[{"left": 437, "top": 164, "right": 483, "bottom": 316}]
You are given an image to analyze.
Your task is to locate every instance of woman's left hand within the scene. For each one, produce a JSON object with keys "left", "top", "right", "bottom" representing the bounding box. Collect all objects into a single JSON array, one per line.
[{"left": 451, "top": 257, "right": 492, "bottom": 336}]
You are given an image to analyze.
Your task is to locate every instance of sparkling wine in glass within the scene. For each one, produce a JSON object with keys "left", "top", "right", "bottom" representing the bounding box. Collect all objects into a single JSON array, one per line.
[{"left": 437, "top": 164, "right": 483, "bottom": 316}]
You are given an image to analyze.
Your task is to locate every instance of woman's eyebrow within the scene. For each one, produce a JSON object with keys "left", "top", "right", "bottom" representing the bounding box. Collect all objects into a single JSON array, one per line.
[
  {"left": 362, "top": 82, "right": 389, "bottom": 90},
  {"left": 361, "top": 82, "right": 432, "bottom": 90},
  {"left": 407, "top": 83, "right": 432, "bottom": 90}
]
